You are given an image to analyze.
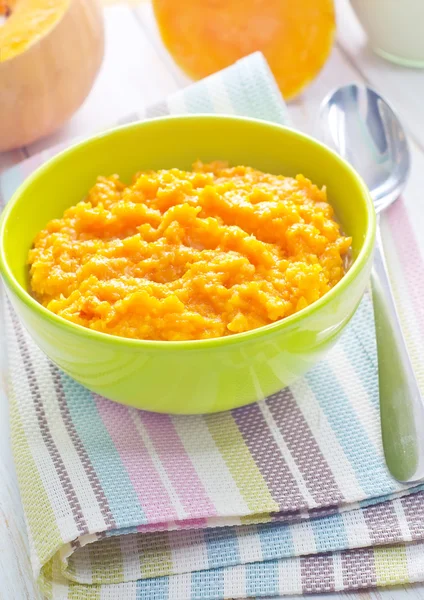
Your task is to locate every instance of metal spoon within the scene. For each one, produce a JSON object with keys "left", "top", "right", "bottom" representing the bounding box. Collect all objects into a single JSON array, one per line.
[{"left": 319, "top": 83, "right": 424, "bottom": 483}]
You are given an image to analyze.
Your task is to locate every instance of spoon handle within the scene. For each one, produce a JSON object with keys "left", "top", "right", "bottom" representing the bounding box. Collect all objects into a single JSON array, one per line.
[{"left": 371, "top": 224, "right": 424, "bottom": 482}]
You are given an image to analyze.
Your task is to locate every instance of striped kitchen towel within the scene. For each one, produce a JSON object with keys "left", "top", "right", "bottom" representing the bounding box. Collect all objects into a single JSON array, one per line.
[{"left": 2, "top": 52, "right": 424, "bottom": 600}]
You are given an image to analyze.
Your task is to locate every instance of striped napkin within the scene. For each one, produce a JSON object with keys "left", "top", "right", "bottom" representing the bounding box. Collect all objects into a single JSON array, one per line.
[{"left": 2, "top": 52, "right": 424, "bottom": 600}]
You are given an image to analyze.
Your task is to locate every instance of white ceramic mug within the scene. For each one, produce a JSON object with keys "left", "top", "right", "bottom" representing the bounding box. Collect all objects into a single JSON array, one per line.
[{"left": 350, "top": 0, "right": 424, "bottom": 68}]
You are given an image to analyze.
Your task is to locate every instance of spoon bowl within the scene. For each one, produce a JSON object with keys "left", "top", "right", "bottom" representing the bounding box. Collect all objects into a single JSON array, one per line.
[{"left": 319, "top": 84, "right": 410, "bottom": 212}]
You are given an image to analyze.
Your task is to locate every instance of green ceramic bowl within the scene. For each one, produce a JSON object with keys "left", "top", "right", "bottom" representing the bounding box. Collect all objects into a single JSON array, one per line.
[{"left": 0, "top": 116, "right": 375, "bottom": 414}]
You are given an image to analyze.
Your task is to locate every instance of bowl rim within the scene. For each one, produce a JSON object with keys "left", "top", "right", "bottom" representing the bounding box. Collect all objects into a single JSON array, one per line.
[{"left": 0, "top": 114, "right": 376, "bottom": 350}]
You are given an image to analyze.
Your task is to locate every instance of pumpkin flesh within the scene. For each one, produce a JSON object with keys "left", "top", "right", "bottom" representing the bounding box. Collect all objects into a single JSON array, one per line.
[{"left": 0, "top": 0, "right": 70, "bottom": 62}]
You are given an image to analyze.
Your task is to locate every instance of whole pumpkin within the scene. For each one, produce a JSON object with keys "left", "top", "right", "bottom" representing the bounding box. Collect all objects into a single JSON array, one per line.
[{"left": 0, "top": 0, "right": 104, "bottom": 152}]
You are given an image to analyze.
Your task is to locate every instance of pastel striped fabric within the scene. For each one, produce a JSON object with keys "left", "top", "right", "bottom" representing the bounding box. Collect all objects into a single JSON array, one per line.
[{"left": 2, "top": 53, "right": 424, "bottom": 600}]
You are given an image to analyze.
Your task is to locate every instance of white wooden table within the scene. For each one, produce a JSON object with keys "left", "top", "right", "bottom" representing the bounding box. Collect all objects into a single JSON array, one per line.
[{"left": 1, "top": 1, "right": 424, "bottom": 598}]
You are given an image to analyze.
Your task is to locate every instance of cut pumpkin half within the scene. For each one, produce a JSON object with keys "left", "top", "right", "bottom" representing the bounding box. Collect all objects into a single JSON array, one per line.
[
  {"left": 153, "top": 0, "right": 335, "bottom": 101},
  {"left": 0, "top": 0, "right": 104, "bottom": 151}
]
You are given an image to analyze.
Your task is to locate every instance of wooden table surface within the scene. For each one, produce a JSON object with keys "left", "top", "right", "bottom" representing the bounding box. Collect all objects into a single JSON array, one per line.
[{"left": 1, "top": 1, "right": 424, "bottom": 598}]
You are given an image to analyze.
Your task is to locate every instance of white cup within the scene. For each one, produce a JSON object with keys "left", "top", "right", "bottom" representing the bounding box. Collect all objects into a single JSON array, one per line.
[{"left": 350, "top": 0, "right": 424, "bottom": 68}]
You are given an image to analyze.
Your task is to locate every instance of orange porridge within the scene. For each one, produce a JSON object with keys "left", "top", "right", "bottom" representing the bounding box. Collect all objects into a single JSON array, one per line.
[{"left": 28, "top": 161, "right": 352, "bottom": 341}]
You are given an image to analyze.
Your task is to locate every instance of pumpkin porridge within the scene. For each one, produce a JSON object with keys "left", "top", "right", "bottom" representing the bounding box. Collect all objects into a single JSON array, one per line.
[{"left": 28, "top": 161, "right": 352, "bottom": 341}]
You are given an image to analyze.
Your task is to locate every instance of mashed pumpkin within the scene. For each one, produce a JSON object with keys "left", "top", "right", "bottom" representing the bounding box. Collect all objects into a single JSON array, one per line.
[{"left": 28, "top": 162, "right": 352, "bottom": 341}]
